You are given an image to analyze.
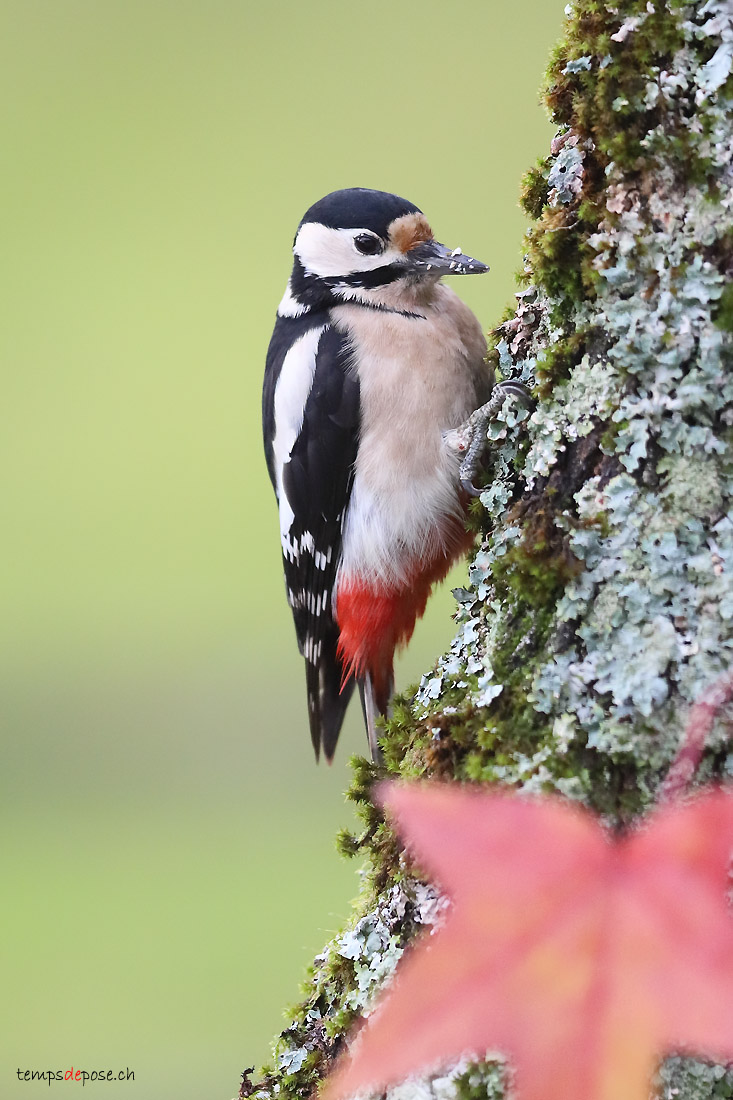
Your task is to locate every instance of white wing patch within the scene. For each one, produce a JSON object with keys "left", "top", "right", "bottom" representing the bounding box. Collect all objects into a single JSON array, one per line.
[{"left": 272, "top": 325, "right": 326, "bottom": 540}]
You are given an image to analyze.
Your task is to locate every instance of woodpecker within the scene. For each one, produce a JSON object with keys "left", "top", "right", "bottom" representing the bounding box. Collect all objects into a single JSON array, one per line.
[{"left": 262, "top": 188, "right": 524, "bottom": 763}]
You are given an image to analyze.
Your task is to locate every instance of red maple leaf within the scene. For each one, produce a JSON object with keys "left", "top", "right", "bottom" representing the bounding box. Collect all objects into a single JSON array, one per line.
[{"left": 324, "top": 784, "right": 733, "bottom": 1100}]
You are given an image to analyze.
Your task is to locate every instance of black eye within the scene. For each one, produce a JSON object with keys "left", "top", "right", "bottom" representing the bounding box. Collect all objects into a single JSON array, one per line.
[{"left": 354, "top": 233, "right": 383, "bottom": 256}]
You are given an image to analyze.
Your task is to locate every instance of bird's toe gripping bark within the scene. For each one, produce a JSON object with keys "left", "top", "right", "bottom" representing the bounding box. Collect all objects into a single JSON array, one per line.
[{"left": 445, "top": 381, "right": 534, "bottom": 497}]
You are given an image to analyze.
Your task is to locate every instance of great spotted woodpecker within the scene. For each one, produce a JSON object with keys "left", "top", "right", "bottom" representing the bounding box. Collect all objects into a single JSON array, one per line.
[{"left": 262, "top": 188, "right": 525, "bottom": 763}]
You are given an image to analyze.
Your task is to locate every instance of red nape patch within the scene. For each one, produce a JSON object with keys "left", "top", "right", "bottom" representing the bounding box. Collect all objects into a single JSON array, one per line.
[{"left": 335, "top": 530, "right": 473, "bottom": 711}]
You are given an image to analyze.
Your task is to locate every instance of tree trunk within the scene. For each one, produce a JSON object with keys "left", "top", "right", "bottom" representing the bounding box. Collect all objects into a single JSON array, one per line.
[{"left": 243, "top": 2, "right": 733, "bottom": 1097}]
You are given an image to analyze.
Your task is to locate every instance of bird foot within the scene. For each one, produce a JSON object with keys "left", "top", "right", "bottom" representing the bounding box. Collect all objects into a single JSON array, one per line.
[{"left": 445, "top": 381, "right": 534, "bottom": 497}]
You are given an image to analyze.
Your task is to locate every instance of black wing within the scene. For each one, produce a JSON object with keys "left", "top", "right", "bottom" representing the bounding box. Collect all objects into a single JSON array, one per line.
[{"left": 263, "top": 316, "right": 360, "bottom": 761}]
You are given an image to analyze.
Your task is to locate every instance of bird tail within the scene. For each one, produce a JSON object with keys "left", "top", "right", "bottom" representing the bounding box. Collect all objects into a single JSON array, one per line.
[
  {"left": 357, "top": 670, "right": 392, "bottom": 763},
  {"left": 305, "top": 628, "right": 355, "bottom": 764}
]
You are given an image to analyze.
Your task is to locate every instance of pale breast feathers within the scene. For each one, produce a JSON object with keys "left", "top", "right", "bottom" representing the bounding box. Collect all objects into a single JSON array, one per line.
[{"left": 332, "top": 284, "right": 491, "bottom": 587}]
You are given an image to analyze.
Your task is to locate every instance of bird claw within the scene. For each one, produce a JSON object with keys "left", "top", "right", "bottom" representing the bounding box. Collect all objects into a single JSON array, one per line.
[
  {"left": 493, "top": 381, "right": 534, "bottom": 407},
  {"left": 456, "top": 381, "right": 534, "bottom": 498},
  {"left": 460, "top": 473, "right": 484, "bottom": 498}
]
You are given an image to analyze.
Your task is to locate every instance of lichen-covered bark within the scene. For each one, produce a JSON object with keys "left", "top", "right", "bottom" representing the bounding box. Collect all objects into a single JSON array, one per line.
[{"left": 244, "top": 3, "right": 733, "bottom": 1098}]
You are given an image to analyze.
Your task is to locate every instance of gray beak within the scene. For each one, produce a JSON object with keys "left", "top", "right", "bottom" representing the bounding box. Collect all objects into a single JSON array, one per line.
[{"left": 406, "top": 239, "right": 489, "bottom": 276}]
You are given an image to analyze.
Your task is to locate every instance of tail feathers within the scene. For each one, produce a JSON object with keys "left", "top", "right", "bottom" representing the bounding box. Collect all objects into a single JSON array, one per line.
[
  {"left": 358, "top": 669, "right": 393, "bottom": 763},
  {"left": 305, "top": 645, "right": 355, "bottom": 764}
]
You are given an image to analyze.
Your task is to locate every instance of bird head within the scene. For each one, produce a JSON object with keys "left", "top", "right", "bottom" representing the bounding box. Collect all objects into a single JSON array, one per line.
[{"left": 280, "top": 188, "right": 488, "bottom": 315}]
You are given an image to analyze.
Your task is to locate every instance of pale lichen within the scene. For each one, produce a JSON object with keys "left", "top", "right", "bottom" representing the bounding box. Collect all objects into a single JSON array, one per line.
[{"left": 412, "top": 0, "right": 733, "bottom": 802}]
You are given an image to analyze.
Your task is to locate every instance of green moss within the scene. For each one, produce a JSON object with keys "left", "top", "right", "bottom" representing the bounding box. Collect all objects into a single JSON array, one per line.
[
  {"left": 335, "top": 828, "right": 361, "bottom": 859},
  {"left": 494, "top": 509, "right": 583, "bottom": 604},
  {"left": 535, "top": 331, "right": 586, "bottom": 396},
  {"left": 454, "top": 1061, "right": 507, "bottom": 1100},
  {"left": 544, "top": 0, "right": 703, "bottom": 178},
  {"left": 337, "top": 754, "right": 403, "bottom": 887},
  {"left": 526, "top": 214, "right": 590, "bottom": 319},
  {"left": 523, "top": 159, "right": 604, "bottom": 318},
  {"left": 464, "top": 494, "right": 488, "bottom": 533},
  {"left": 520, "top": 158, "right": 550, "bottom": 219}
]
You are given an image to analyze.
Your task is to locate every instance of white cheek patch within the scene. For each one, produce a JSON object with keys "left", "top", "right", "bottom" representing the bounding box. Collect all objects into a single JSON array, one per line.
[
  {"left": 272, "top": 325, "right": 326, "bottom": 537},
  {"left": 295, "top": 222, "right": 403, "bottom": 278}
]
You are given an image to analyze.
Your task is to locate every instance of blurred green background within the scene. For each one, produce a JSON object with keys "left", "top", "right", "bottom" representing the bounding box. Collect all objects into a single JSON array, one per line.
[{"left": 2, "top": 2, "right": 564, "bottom": 1097}]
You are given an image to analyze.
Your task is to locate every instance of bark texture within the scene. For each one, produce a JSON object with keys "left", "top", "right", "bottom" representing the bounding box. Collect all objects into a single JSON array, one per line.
[{"left": 243, "top": 2, "right": 733, "bottom": 1098}]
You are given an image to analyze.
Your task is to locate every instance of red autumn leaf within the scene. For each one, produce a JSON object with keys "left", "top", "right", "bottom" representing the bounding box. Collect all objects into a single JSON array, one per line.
[{"left": 323, "top": 784, "right": 733, "bottom": 1100}]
